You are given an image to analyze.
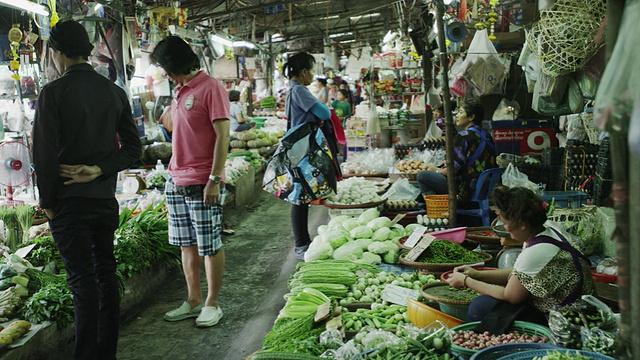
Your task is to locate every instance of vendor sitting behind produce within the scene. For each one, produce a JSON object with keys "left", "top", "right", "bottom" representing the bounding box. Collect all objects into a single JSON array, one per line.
[
  {"left": 416, "top": 98, "right": 496, "bottom": 202},
  {"left": 229, "top": 90, "right": 256, "bottom": 132},
  {"left": 447, "top": 185, "right": 594, "bottom": 326}
]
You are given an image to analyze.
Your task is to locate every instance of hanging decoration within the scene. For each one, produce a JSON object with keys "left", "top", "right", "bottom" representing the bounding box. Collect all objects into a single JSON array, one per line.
[
  {"left": 470, "top": 0, "right": 499, "bottom": 41},
  {"left": 8, "top": 24, "right": 22, "bottom": 81}
]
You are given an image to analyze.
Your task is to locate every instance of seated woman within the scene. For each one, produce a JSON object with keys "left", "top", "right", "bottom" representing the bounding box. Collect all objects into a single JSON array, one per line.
[
  {"left": 446, "top": 185, "right": 594, "bottom": 326},
  {"left": 416, "top": 98, "right": 496, "bottom": 202},
  {"left": 229, "top": 90, "right": 256, "bottom": 132}
]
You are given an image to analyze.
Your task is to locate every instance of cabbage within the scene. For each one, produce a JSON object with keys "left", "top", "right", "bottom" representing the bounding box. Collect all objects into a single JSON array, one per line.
[
  {"left": 323, "top": 229, "right": 351, "bottom": 249},
  {"left": 355, "top": 238, "right": 374, "bottom": 251},
  {"left": 371, "top": 227, "right": 392, "bottom": 242},
  {"left": 367, "top": 217, "right": 392, "bottom": 231},
  {"left": 350, "top": 226, "right": 374, "bottom": 239},
  {"left": 328, "top": 215, "right": 350, "bottom": 229},
  {"left": 358, "top": 208, "right": 379, "bottom": 226},
  {"left": 389, "top": 228, "right": 405, "bottom": 241},
  {"left": 317, "top": 225, "right": 329, "bottom": 235},
  {"left": 333, "top": 241, "right": 364, "bottom": 261},
  {"left": 404, "top": 223, "right": 426, "bottom": 236},
  {"left": 304, "top": 241, "right": 334, "bottom": 262},
  {"left": 382, "top": 240, "right": 399, "bottom": 252},
  {"left": 383, "top": 249, "right": 399, "bottom": 264},
  {"left": 368, "top": 241, "right": 390, "bottom": 254},
  {"left": 361, "top": 252, "right": 382, "bottom": 265},
  {"left": 341, "top": 218, "right": 360, "bottom": 232}
]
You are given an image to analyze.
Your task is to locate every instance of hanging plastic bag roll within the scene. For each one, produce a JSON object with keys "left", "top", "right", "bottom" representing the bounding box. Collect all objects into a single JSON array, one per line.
[{"left": 365, "top": 106, "right": 381, "bottom": 135}]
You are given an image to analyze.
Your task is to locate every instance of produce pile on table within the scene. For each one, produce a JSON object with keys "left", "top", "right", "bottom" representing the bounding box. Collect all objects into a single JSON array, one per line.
[
  {"left": 400, "top": 240, "right": 486, "bottom": 264},
  {"left": 305, "top": 208, "right": 412, "bottom": 263},
  {"left": 340, "top": 149, "right": 395, "bottom": 176},
  {"left": 224, "top": 157, "right": 253, "bottom": 186},
  {"left": 324, "top": 178, "right": 385, "bottom": 206},
  {"left": 0, "top": 200, "right": 180, "bottom": 346}
]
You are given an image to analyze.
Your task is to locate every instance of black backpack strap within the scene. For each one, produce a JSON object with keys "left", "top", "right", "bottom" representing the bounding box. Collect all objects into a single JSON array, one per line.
[{"left": 464, "top": 127, "right": 495, "bottom": 169}]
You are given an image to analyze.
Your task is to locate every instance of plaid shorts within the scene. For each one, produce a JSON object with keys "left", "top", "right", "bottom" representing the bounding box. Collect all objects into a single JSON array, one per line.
[{"left": 165, "top": 177, "right": 225, "bottom": 256}]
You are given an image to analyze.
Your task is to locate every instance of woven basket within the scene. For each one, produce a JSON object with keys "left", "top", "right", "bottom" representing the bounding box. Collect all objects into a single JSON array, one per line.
[
  {"left": 420, "top": 281, "right": 478, "bottom": 305},
  {"left": 469, "top": 343, "right": 562, "bottom": 360},
  {"left": 424, "top": 194, "right": 449, "bottom": 218}
]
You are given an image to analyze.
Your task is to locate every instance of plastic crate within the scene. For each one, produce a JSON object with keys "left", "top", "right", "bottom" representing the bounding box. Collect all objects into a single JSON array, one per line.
[
  {"left": 424, "top": 194, "right": 449, "bottom": 218},
  {"left": 540, "top": 191, "right": 590, "bottom": 208}
]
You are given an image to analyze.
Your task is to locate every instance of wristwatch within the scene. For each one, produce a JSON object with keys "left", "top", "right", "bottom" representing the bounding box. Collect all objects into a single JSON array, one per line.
[{"left": 208, "top": 174, "right": 222, "bottom": 184}]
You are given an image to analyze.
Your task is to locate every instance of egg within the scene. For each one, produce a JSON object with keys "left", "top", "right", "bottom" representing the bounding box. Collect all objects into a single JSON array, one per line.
[
  {"left": 430, "top": 218, "right": 436, "bottom": 225},
  {"left": 417, "top": 215, "right": 423, "bottom": 225},
  {"left": 436, "top": 218, "right": 443, "bottom": 225},
  {"left": 443, "top": 218, "right": 449, "bottom": 225}
]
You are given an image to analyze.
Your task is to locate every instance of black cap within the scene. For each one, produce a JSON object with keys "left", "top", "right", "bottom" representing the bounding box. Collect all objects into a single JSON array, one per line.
[{"left": 48, "top": 20, "right": 94, "bottom": 58}]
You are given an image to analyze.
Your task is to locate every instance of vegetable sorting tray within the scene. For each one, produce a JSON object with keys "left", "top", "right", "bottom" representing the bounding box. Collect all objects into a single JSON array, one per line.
[{"left": 420, "top": 281, "right": 479, "bottom": 305}]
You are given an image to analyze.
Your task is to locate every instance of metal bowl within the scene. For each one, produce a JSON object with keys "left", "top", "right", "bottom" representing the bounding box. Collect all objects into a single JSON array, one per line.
[{"left": 492, "top": 223, "right": 511, "bottom": 238}]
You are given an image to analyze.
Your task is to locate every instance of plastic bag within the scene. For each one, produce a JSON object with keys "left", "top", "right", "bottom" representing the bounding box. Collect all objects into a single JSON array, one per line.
[
  {"left": 501, "top": 163, "right": 541, "bottom": 194},
  {"left": 492, "top": 99, "right": 521, "bottom": 121},
  {"left": 460, "top": 29, "right": 506, "bottom": 95},
  {"left": 537, "top": 73, "right": 569, "bottom": 106},
  {"left": 593, "top": 0, "right": 640, "bottom": 130},
  {"left": 424, "top": 118, "right": 443, "bottom": 139},
  {"left": 533, "top": 77, "right": 584, "bottom": 116},
  {"left": 426, "top": 85, "right": 442, "bottom": 109},
  {"left": 548, "top": 296, "right": 617, "bottom": 349},
  {"left": 565, "top": 114, "right": 587, "bottom": 142},
  {"left": 383, "top": 178, "right": 421, "bottom": 202},
  {"left": 410, "top": 94, "right": 425, "bottom": 114},
  {"left": 5, "top": 99, "right": 25, "bottom": 132},
  {"left": 581, "top": 327, "right": 619, "bottom": 357},
  {"left": 365, "top": 106, "right": 381, "bottom": 135}
]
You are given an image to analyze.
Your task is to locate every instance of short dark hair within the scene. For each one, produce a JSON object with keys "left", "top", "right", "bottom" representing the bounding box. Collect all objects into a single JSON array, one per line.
[
  {"left": 150, "top": 36, "right": 201, "bottom": 76},
  {"left": 317, "top": 78, "right": 327, "bottom": 86},
  {"left": 492, "top": 185, "right": 547, "bottom": 229},
  {"left": 283, "top": 52, "right": 315, "bottom": 79},
  {"left": 460, "top": 98, "right": 484, "bottom": 125},
  {"left": 229, "top": 90, "right": 241, "bottom": 102},
  {"left": 338, "top": 89, "right": 349, "bottom": 98}
]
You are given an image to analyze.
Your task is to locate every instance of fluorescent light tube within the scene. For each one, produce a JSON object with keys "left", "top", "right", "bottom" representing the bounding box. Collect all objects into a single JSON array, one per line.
[
  {"left": 233, "top": 41, "right": 255, "bottom": 49},
  {"left": 0, "top": 0, "right": 49, "bottom": 16},
  {"left": 210, "top": 34, "right": 233, "bottom": 47}
]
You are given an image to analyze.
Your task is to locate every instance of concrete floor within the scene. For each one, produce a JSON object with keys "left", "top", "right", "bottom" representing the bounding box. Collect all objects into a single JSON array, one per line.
[{"left": 107, "top": 192, "right": 329, "bottom": 360}]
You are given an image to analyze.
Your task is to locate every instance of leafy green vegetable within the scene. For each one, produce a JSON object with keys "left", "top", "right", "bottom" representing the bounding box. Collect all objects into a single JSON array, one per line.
[{"left": 21, "top": 283, "right": 74, "bottom": 329}]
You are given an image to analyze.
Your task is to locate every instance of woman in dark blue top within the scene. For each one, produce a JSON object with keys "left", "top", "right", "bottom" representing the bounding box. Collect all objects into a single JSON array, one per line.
[{"left": 417, "top": 98, "right": 497, "bottom": 201}]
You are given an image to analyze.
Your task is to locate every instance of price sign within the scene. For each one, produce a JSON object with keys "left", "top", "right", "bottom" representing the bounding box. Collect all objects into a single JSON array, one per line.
[
  {"left": 381, "top": 284, "right": 420, "bottom": 306},
  {"left": 403, "top": 226, "right": 428, "bottom": 248},
  {"left": 390, "top": 214, "right": 406, "bottom": 225},
  {"left": 404, "top": 234, "right": 436, "bottom": 262}
]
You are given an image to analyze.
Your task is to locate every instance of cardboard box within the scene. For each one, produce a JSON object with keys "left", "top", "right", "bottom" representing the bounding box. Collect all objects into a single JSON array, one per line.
[{"left": 487, "top": 120, "right": 557, "bottom": 155}]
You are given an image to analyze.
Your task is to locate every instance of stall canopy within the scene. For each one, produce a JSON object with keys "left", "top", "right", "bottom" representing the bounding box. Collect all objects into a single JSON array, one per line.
[{"left": 173, "top": 0, "right": 408, "bottom": 52}]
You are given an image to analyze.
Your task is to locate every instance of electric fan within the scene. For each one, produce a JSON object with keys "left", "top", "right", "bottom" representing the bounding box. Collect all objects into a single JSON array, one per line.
[{"left": 0, "top": 142, "right": 32, "bottom": 206}]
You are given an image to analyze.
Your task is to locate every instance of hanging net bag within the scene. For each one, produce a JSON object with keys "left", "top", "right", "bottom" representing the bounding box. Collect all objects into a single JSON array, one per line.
[{"left": 526, "top": 0, "right": 606, "bottom": 77}]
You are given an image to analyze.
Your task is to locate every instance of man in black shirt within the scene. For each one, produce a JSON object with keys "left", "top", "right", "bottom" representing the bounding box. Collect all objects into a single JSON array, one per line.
[{"left": 32, "top": 20, "right": 141, "bottom": 360}]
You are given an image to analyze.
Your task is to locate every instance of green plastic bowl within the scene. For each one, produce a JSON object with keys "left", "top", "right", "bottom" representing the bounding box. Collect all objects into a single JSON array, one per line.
[
  {"left": 251, "top": 117, "right": 267, "bottom": 129},
  {"left": 450, "top": 321, "right": 552, "bottom": 359}
]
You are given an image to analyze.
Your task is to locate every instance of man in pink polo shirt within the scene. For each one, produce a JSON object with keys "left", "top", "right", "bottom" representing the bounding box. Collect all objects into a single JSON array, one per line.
[{"left": 150, "top": 36, "right": 230, "bottom": 327}]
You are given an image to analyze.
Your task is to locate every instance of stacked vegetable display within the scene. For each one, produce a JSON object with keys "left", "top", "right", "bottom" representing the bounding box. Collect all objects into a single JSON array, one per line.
[
  {"left": 324, "top": 178, "right": 385, "bottom": 206},
  {"left": 304, "top": 208, "right": 408, "bottom": 263},
  {"left": 229, "top": 129, "right": 280, "bottom": 157}
]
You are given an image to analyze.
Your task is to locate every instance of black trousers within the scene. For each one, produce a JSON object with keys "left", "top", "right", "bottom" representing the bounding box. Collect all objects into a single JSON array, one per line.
[
  {"left": 291, "top": 203, "right": 311, "bottom": 249},
  {"left": 49, "top": 197, "right": 120, "bottom": 360}
]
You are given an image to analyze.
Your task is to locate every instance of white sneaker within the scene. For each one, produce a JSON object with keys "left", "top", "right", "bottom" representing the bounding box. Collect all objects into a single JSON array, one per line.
[
  {"left": 195, "top": 306, "right": 223, "bottom": 327},
  {"left": 164, "top": 302, "right": 203, "bottom": 321}
]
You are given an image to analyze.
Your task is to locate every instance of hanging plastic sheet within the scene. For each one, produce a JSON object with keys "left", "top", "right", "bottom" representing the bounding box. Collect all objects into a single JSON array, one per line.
[{"left": 594, "top": 0, "right": 640, "bottom": 130}]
